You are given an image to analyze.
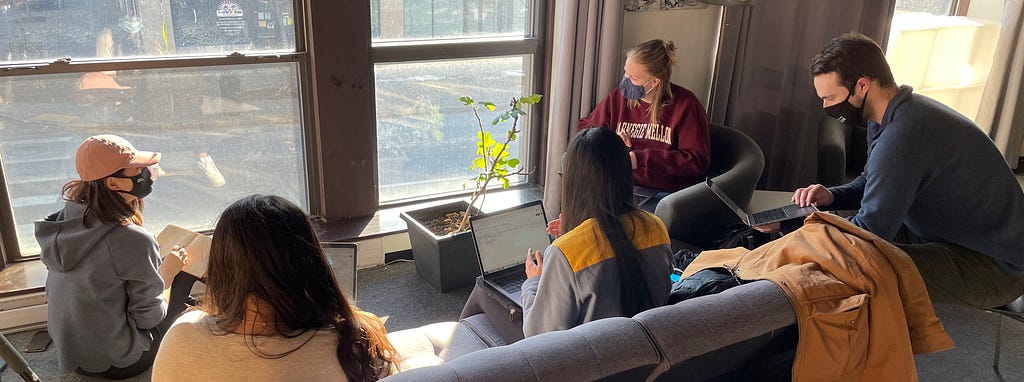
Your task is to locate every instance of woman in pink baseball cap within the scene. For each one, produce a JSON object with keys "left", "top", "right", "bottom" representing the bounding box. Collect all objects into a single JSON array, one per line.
[{"left": 34, "top": 134, "right": 196, "bottom": 379}]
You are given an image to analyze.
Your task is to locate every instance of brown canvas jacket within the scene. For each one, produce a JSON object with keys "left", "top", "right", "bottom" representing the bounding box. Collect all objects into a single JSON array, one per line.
[{"left": 682, "top": 212, "right": 953, "bottom": 381}]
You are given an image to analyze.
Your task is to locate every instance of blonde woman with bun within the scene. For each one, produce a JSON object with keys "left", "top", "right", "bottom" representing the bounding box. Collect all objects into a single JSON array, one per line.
[{"left": 578, "top": 39, "right": 711, "bottom": 203}]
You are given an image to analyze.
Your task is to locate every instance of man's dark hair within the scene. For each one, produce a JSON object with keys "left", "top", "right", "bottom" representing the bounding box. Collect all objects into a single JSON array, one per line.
[{"left": 810, "top": 32, "right": 896, "bottom": 89}]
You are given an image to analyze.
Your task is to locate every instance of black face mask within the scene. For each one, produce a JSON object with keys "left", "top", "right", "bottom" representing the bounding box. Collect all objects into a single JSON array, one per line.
[
  {"left": 111, "top": 167, "right": 154, "bottom": 199},
  {"left": 823, "top": 86, "right": 866, "bottom": 125}
]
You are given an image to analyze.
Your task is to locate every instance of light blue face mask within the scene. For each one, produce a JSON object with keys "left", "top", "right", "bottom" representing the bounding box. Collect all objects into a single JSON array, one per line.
[{"left": 619, "top": 76, "right": 653, "bottom": 100}]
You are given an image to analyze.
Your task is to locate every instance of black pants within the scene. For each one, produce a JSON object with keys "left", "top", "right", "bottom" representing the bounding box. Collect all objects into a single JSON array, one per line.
[{"left": 76, "top": 272, "right": 199, "bottom": 380}]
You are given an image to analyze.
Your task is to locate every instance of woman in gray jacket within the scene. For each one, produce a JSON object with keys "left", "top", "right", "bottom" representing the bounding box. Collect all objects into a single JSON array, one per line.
[
  {"left": 34, "top": 135, "right": 192, "bottom": 379},
  {"left": 521, "top": 127, "right": 674, "bottom": 337}
]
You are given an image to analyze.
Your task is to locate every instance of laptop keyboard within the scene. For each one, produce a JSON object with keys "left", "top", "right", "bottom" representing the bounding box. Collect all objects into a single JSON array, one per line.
[
  {"left": 751, "top": 208, "right": 787, "bottom": 224},
  {"left": 492, "top": 273, "right": 526, "bottom": 294}
]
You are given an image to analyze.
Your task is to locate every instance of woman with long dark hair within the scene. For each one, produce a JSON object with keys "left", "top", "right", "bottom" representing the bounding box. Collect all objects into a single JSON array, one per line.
[
  {"left": 36, "top": 134, "right": 193, "bottom": 379},
  {"left": 153, "top": 195, "right": 397, "bottom": 381},
  {"left": 521, "top": 128, "right": 673, "bottom": 337}
]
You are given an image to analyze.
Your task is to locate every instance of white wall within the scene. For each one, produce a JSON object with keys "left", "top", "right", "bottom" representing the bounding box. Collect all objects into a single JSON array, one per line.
[
  {"left": 621, "top": 6, "right": 723, "bottom": 107},
  {"left": 965, "top": 0, "right": 1003, "bottom": 22}
]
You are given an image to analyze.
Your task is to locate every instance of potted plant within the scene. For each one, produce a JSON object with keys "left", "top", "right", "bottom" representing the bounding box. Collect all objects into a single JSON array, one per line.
[{"left": 400, "top": 94, "right": 543, "bottom": 292}]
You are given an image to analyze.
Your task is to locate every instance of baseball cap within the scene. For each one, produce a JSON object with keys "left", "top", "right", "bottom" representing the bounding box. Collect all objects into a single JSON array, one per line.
[
  {"left": 76, "top": 72, "right": 131, "bottom": 91},
  {"left": 75, "top": 135, "right": 161, "bottom": 181}
]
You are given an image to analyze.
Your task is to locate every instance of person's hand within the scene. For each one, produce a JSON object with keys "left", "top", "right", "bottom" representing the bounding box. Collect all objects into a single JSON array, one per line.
[
  {"left": 159, "top": 245, "right": 188, "bottom": 289},
  {"left": 752, "top": 222, "right": 781, "bottom": 233},
  {"left": 792, "top": 184, "right": 834, "bottom": 208},
  {"left": 163, "top": 245, "right": 188, "bottom": 270},
  {"left": 160, "top": 245, "right": 188, "bottom": 274},
  {"left": 547, "top": 214, "right": 562, "bottom": 237},
  {"left": 525, "top": 249, "right": 543, "bottom": 278}
]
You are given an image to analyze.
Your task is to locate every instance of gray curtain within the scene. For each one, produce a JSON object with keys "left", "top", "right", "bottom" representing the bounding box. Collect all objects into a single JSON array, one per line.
[
  {"left": 976, "top": 0, "right": 1024, "bottom": 169},
  {"left": 709, "top": 1, "right": 896, "bottom": 191},
  {"left": 541, "top": 0, "right": 624, "bottom": 217}
]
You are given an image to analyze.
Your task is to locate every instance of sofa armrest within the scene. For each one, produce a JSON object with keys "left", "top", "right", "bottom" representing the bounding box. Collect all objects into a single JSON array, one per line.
[{"left": 635, "top": 280, "right": 797, "bottom": 380}]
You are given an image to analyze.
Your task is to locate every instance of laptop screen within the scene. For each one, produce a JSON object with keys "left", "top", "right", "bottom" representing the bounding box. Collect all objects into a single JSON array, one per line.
[
  {"left": 705, "top": 178, "right": 750, "bottom": 224},
  {"left": 470, "top": 201, "right": 551, "bottom": 275},
  {"left": 321, "top": 242, "right": 358, "bottom": 299}
]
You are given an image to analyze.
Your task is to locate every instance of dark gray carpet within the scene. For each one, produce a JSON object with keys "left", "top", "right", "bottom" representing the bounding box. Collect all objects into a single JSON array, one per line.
[
  {"left": 1, "top": 261, "right": 1020, "bottom": 381},
  {"left": 916, "top": 303, "right": 1024, "bottom": 381},
  {"left": 353, "top": 260, "right": 473, "bottom": 332}
]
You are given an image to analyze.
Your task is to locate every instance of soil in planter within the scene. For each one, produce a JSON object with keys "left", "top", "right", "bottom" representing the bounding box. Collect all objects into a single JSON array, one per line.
[{"left": 421, "top": 210, "right": 471, "bottom": 236}]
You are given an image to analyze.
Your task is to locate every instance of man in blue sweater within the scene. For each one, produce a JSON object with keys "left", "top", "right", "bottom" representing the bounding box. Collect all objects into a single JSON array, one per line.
[{"left": 780, "top": 32, "right": 1024, "bottom": 309}]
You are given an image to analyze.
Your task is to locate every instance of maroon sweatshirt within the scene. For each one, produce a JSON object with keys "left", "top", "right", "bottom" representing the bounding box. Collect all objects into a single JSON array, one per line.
[{"left": 578, "top": 84, "right": 711, "bottom": 191}]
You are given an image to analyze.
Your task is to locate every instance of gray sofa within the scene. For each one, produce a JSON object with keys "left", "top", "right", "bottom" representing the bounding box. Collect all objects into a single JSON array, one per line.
[{"left": 383, "top": 280, "right": 797, "bottom": 382}]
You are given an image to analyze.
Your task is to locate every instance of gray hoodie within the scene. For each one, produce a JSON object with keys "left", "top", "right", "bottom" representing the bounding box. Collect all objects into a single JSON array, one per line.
[
  {"left": 35, "top": 201, "right": 166, "bottom": 373},
  {"left": 521, "top": 211, "right": 673, "bottom": 337}
]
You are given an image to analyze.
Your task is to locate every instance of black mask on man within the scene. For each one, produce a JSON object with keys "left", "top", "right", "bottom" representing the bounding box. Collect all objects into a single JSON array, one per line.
[
  {"left": 823, "top": 86, "right": 866, "bottom": 126},
  {"left": 111, "top": 167, "right": 154, "bottom": 199}
]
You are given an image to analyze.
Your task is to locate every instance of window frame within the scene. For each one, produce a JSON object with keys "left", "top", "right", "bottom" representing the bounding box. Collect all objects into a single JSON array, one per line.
[
  {"left": 951, "top": 0, "right": 972, "bottom": 16},
  {"left": 0, "top": 0, "right": 320, "bottom": 267},
  {"left": 369, "top": 0, "right": 547, "bottom": 206},
  {"left": 0, "top": 0, "right": 551, "bottom": 268}
]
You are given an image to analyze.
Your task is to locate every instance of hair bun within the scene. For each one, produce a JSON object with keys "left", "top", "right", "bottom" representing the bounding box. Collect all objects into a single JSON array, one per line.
[{"left": 663, "top": 40, "right": 677, "bottom": 67}]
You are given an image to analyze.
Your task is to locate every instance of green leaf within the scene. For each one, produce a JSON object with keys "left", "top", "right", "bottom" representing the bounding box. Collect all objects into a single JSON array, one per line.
[
  {"left": 490, "top": 145, "right": 510, "bottom": 159},
  {"left": 481, "top": 102, "right": 496, "bottom": 111},
  {"left": 458, "top": 96, "right": 474, "bottom": 105},
  {"left": 472, "top": 157, "right": 486, "bottom": 170},
  {"left": 481, "top": 134, "right": 496, "bottom": 150},
  {"left": 501, "top": 177, "right": 510, "bottom": 188},
  {"left": 491, "top": 116, "right": 501, "bottom": 125},
  {"left": 507, "top": 158, "right": 520, "bottom": 168},
  {"left": 523, "top": 94, "right": 543, "bottom": 104},
  {"left": 479, "top": 131, "right": 496, "bottom": 145}
]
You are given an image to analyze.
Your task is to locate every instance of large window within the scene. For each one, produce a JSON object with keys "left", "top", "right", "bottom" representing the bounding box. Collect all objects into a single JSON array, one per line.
[
  {"left": 0, "top": 0, "right": 307, "bottom": 261},
  {"left": 371, "top": 0, "right": 542, "bottom": 202},
  {"left": 886, "top": 0, "right": 1003, "bottom": 121}
]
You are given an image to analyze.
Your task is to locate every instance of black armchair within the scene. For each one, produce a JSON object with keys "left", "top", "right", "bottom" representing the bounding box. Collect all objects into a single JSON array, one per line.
[
  {"left": 654, "top": 124, "right": 764, "bottom": 250},
  {"left": 817, "top": 117, "right": 867, "bottom": 187}
]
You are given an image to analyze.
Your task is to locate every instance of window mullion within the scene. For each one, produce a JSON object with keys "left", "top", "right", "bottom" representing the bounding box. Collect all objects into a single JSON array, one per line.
[
  {"left": 0, "top": 53, "right": 308, "bottom": 78},
  {"left": 371, "top": 38, "right": 538, "bottom": 63}
]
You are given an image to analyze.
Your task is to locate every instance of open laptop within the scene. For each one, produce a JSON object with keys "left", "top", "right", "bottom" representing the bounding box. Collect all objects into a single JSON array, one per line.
[
  {"left": 470, "top": 200, "right": 552, "bottom": 307},
  {"left": 321, "top": 242, "right": 358, "bottom": 300},
  {"left": 705, "top": 178, "right": 817, "bottom": 227}
]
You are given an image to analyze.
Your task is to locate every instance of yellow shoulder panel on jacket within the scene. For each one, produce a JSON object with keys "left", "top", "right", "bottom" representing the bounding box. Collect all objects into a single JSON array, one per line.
[{"left": 553, "top": 211, "right": 670, "bottom": 272}]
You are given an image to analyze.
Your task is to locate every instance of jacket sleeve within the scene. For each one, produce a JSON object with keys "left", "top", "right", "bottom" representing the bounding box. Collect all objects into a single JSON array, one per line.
[
  {"left": 522, "top": 245, "right": 580, "bottom": 337},
  {"left": 578, "top": 90, "right": 621, "bottom": 130},
  {"left": 110, "top": 229, "right": 167, "bottom": 330},
  {"left": 632, "top": 92, "right": 711, "bottom": 189},
  {"left": 827, "top": 173, "right": 866, "bottom": 211}
]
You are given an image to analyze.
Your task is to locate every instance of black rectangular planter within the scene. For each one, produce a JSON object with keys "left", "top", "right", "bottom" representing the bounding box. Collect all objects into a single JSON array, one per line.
[{"left": 400, "top": 201, "right": 481, "bottom": 292}]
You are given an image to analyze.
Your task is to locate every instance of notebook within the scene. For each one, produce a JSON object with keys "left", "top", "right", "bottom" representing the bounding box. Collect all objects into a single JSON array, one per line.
[
  {"left": 321, "top": 242, "right": 358, "bottom": 300},
  {"left": 705, "top": 178, "right": 817, "bottom": 227},
  {"left": 470, "top": 200, "right": 552, "bottom": 306}
]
